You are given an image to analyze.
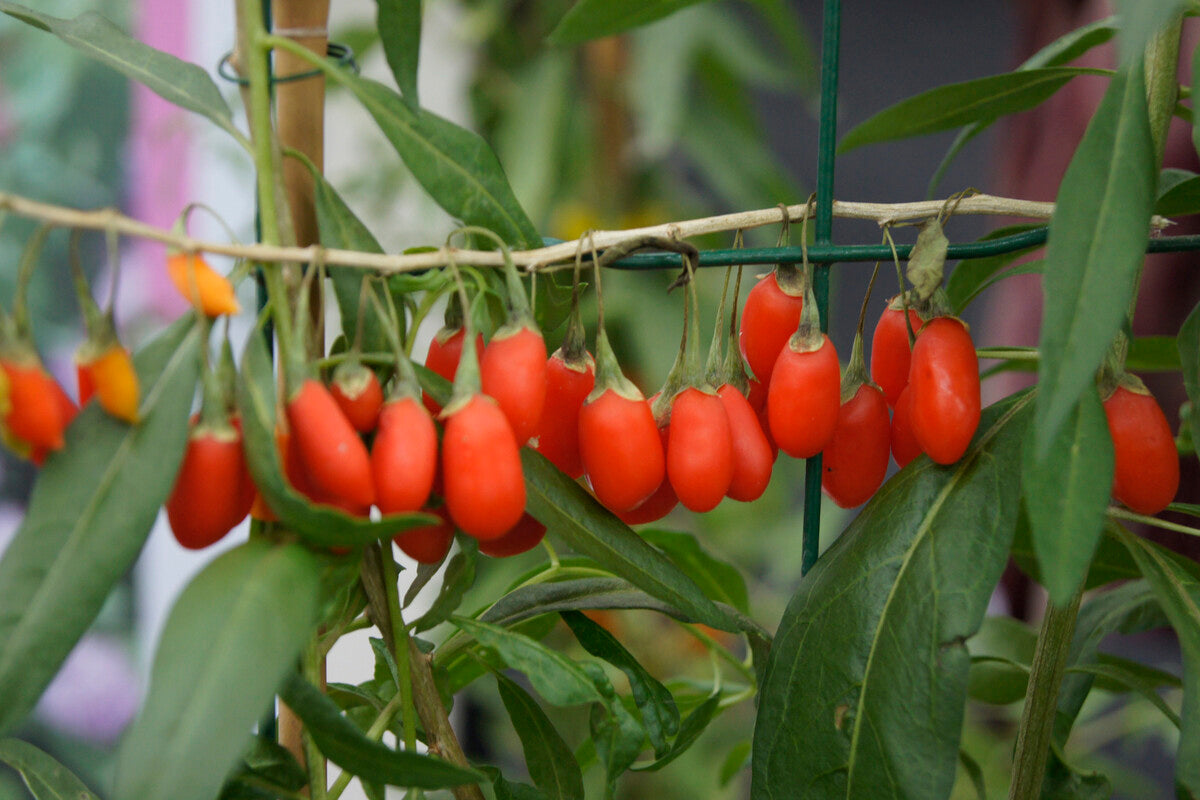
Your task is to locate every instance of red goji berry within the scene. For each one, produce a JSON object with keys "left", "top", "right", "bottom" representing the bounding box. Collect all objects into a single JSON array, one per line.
[
  {"left": 767, "top": 334, "right": 841, "bottom": 459},
  {"left": 372, "top": 396, "right": 438, "bottom": 514},
  {"left": 870, "top": 298, "right": 922, "bottom": 408},
  {"left": 579, "top": 388, "right": 665, "bottom": 512},
  {"left": 166, "top": 252, "right": 240, "bottom": 317},
  {"left": 717, "top": 383, "right": 774, "bottom": 502},
  {"left": 666, "top": 387, "right": 734, "bottom": 512},
  {"left": 534, "top": 348, "right": 595, "bottom": 478},
  {"left": 481, "top": 324, "right": 547, "bottom": 445},
  {"left": 442, "top": 394, "right": 526, "bottom": 540},
  {"left": 908, "top": 317, "right": 980, "bottom": 465},
  {"left": 286, "top": 378, "right": 375, "bottom": 509},
  {"left": 331, "top": 361, "right": 384, "bottom": 434},
  {"left": 1103, "top": 381, "right": 1179, "bottom": 515},
  {"left": 739, "top": 271, "right": 804, "bottom": 384},
  {"left": 395, "top": 505, "right": 456, "bottom": 564},
  {"left": 166, "top": 417, "right": 254, "bottom": 549},
  {"left": 478, "top": 513, "right": 546, "bottom": 558},
  {"left": 890, "top": 385, "right": 922, "bottom": 469},
  {"left": 822, "top": 383, "right": 891, "bottom": 508}
]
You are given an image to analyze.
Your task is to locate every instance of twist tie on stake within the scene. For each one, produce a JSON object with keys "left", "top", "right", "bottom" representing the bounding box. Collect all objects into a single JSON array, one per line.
[{"left": 217, "top": 41, "right": 358, "bottom": 85}]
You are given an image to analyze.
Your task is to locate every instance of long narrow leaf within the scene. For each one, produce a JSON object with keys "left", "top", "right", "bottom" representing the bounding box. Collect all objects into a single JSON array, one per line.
[
  {"left": 496, "top": 675, "right": 585, "bottom": 800},
  {"left": 0, "top": 738, "right": 100, "bottom": 800},
  {"left": 548, "top": 0, "right": 711, "bottom": 47},
  {"left": 0, "top": 2, "right": 242, "bottom": 144},
  {"left": 114, "top": 541, "right": 321, "bottom": 800},
  {"left": 280, "top": 674, "right": 483, "bottom": 789},
  {"left": 1023, "top": 388, "right": 1114, "bottom": 606},
  {"left": 1117, "top": 530, "right": 1200, "bottom": 797},
  {"left": 1034, "top": 62, "right": 1155, "bottom": 456},
  {"left": 376, "top": 0, "right": 421, "bottom": 109},
  {"left": 752, "top": 391, "right": 1033, "bottom": 799},
  {"left": 0, "top": 317, "right": 201, "bottom": 735},
  {"left": 840, "top": 68, "right": 1107, "bottom": 153}
]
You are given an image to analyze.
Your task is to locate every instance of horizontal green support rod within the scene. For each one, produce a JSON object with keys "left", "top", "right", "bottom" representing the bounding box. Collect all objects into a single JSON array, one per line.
[{"left": 602, "top": 229, "right": 1200, "bottom": 269}]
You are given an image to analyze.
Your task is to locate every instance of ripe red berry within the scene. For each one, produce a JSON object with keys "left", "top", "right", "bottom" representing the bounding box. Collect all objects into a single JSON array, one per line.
[
  {"left": 372, "top": 397, "right": 438, "bottom": 514},
  {"left": 1103, "top": 383, "right": 1179, "bottom": 515},
  {"left": 716, "top": 384, "right": 774, "bottom": 502},
  {"left": 286, "top": 378, "right": 375, "bottom": 508},
  {"left": 2, "top": 360, "right": 68, "bottom": 452},
  {"left": 579, "top": 388, "right": 665, "bottom": 512},
  {"left": 890, "top": 386, "right": 922, "bottom": 469},
  {"left": 423, "top": 328, "right": 485, "bottom": 415},
  {"left": 615, "top": 425, "right": 678, "bottom": 525},
  {"left": 908, "top": 317, "right": 980, "bottom": 465},
  {"left": 166, "top": 419, "right": 254, "bottom": 549},
  {"left": 870, "top": 300, "right": 922, "bottom": 407},
  {"left": 767, "top": 334, "right": 841, "bottom": 459},
  {"left": 666, "top": 387, "right": 733, "bottom": 512},
  {"left": 442, "top": 394, "right": 526, "bottom": 540},
  {"left": 480, "top": 325, "right": 547, "bottom": 445},
  {"left": 330, "top": 362, "right": 384, "bottom": 433},
  {"left": 534, "top": 349, "right": 595, "bottom": 478},
  {"left": 395, "top": 505, "right": 456, "bottom": 564},
  {"left": 739, "top": 272, "right": 804, "bottom": 385},
  {"left": 822, "top": 383, "right": 891, "bottom": 508},
  {"left": 478, "top": 513, "right": 547, "bottom": 558}
]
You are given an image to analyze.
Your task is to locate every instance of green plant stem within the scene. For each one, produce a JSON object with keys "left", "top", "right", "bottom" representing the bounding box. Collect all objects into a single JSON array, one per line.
[
  {"left": 326, "top": 691, "right": 405, "bottom": 800},
  {"left": 1108, "top": 507, "right": 1200, "bottom": 538},
  {"left": 406, "top": 635, "right": 486, "bottom": 800},
  {"left": 1128, "top": 16, "right": 1184, "bottom": 327},
  {"left": 1007, "top": 587, "right": 1083, "bottom": 800},
  {"left": 379, "top": 548, "right": 418, "bottom": 752},
  {"left": 302, "top": 641, "right": 329, "bottom": 800},
  {"left": 1144, "top": 15, "right": 1183, "bottom": 174},
  {"left": 238, "top": 0, "right": 295, "bottom": 363}
]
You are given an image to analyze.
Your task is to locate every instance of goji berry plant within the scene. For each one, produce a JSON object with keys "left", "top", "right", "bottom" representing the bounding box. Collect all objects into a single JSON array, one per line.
[{"left": 2, "top": 2, "right": 1200, "bottom": 800}]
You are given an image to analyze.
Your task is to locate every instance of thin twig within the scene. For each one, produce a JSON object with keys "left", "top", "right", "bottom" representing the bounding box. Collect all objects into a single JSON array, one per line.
[{"left": 0, "top": 190, "right": 1168, "bottom": 276}]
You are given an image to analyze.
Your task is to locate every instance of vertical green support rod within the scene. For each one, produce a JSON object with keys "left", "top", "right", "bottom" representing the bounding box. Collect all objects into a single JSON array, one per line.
[{"left": 802, "top": 0, "right": 842, "bottom": 576}]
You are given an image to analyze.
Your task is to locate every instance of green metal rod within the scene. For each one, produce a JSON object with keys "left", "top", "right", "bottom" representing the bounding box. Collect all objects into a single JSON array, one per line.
[
  {"left": 603, "top": 230, "right": 1200, "bottom": 270},
  {"left": 803, "top": 0, "right": 843, "bottom": 578}
]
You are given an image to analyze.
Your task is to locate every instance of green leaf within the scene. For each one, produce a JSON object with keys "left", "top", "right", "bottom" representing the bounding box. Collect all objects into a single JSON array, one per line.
[
  {"left": 376, "top": 0, "right": 420, "bottom": 110},
  {"left": 752, "top": 391, "right": 1033, "bottom": 799},
  {"left": 327, "top": 73, "right": 540, "bottom": 248},
  {"left": 279, "top": 674, "right": 483, "bottom": 788},
  {"left": 311, "top": 171, "right": 391, "bottom": 356},
  {"left": 967, "top": 616, "right": 1037, "bottom": 705},
  {"left": 0, "top": 2, "right": 241, "bottom": 144},
  {"left": 719, "top": 741, "right": 752, "bottom": 787},
  {"left": 496, "top": 675, "right": 584, "bottom": 800},
  {"left": 114, "top": 541, "right": 321, "bottom": 800},
  {"left": 0, "top": 317, "right": 201, "bottom": 735},
  {"left": 0, "top": 738, "right": 100, "bottom": 799},
  {"left": 1023, "top": 388, "right": 1115, "bottom": 606},
  {"left": 1181, "top": 301, "right": 1200, "bottom": 451},
  {"left": 548, "top": 0, "right": 712, "bottom": 47},
  {"left": 1011, "top": 516, "right": 1141, "bottom": 590},
  {"left": 521, "top": 448, "right": 737, "bottom": 632},
  {"left": 1115, "top": 531, "right": 1200, "bottom": 797},
  {"left": 639, "top": 529, "right": 749, "bottom": 613},
  {"left": 1041, "top": 747, "right": 1111, "bottom": 800},
  {"left": 237, "top": 330, "right": 435, "bottom": 545},
  {"left": 1065, "top": 662, "right": 1181, "bottom": 726},
  {"left": 1034, "top": 62, "right": 1155, "bottom": 457},
  {"left": 450, "top": 616, "right": 602, "bottom": 706},
  {"left": 957, "top": 750, "right": 987, "bottom": 800},
  {"left": 562, "top": 610, "right": 680, "bottom": 757},
  {"left": 1127, "top": 335, "right": 1183, "bottom": 371},
  {"left": 631, "top": 694, "right": 720, "bottom": 772},
  {"left": 227, "top": 736, "right": 308, "bottom": 793},
  {"left": 413, "top": 539, "right": 477, "bottom": 633},
  {"left": 1155, "top": 173, "right": 1200, "bottom": 216},
  {"left": 589, "top": 697, "right": 644, "bottom": 793},
  {"left": 927, "top": 17, "right": 1117, "bottom": 195},
  {"left": 1114, "top": 0, "right": 1190, "bottom": 65},
  {"left": 489, "top": 768, "right": 551, "bottom": 800},
  {"left": 944, "top": 224, "right": 1044, "bottom": 314},
  {"left": 840, "top": 68, "right": 1106, "bottom": 153}
]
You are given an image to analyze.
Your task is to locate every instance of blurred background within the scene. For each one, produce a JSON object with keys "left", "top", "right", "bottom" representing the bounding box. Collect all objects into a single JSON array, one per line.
[{"left": 0, "top": 0, "right": 1186, "bottom": 798}]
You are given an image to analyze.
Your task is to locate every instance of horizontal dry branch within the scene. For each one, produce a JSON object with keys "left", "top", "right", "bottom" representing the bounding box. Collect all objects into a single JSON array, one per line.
[{"left": 0, "top": 190, "right": 1171, "bottom": 275}]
